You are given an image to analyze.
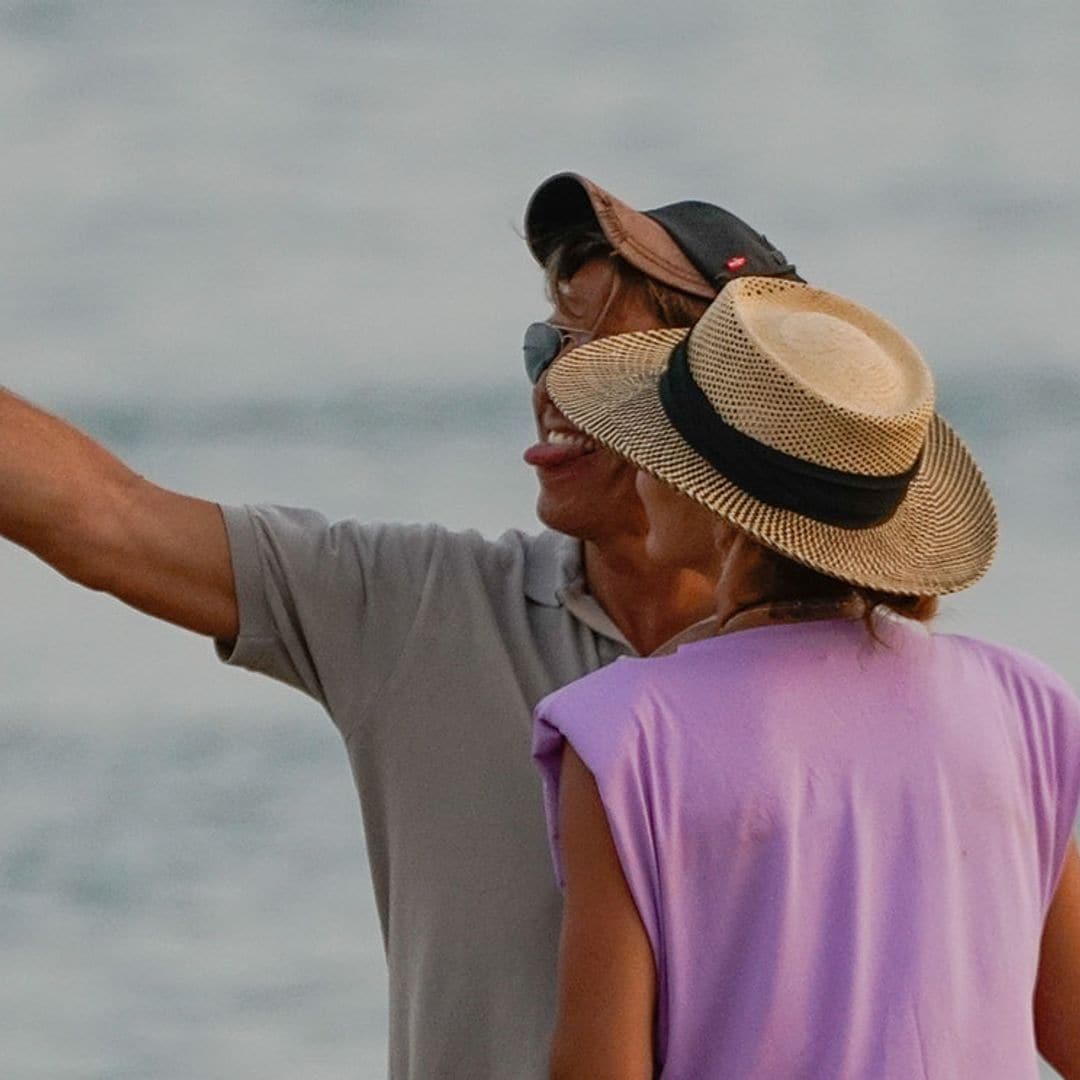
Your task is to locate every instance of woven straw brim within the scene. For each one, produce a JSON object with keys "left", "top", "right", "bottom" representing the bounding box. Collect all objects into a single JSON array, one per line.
[{"left": 547, "top": 328, "right": 998, "bottom": 596}]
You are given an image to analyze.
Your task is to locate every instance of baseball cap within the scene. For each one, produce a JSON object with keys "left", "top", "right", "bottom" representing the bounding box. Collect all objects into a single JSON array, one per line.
[{"left": 524, "top": 172, "right": 800, "bottom": 299}]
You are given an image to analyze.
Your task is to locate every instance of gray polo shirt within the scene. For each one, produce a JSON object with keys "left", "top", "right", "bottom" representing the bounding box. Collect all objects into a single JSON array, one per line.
[{"left": 216, "top": 504, "right": 631, "bottom": 1079}]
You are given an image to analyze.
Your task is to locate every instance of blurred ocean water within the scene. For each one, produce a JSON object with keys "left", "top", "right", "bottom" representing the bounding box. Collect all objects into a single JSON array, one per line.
[{"left": 2, "top": 2, "right": 1079, "bottom": 1077}]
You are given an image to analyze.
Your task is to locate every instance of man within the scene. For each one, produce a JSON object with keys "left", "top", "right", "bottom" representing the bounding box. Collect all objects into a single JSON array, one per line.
[{"left": 0, "top": 172, "right": 800, "bottom": 1078}]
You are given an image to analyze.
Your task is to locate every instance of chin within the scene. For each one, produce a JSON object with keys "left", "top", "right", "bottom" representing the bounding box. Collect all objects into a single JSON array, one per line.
[
  {"left": 537, "top": 492, "right": 650, "bottom": 550},
  {"left": 535, "top": 493, "right": 589, "bottom": 539}
]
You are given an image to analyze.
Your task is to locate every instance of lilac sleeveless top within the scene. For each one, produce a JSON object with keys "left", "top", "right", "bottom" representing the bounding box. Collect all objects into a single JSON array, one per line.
[{"left": 533, "top": 613, "right": 1080, "bottom": 1078}]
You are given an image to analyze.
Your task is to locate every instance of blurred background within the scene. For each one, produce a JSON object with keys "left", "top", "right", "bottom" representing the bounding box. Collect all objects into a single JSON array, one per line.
[{"left": 1, "top": 1, "right": 1078, "bottom": 1076}]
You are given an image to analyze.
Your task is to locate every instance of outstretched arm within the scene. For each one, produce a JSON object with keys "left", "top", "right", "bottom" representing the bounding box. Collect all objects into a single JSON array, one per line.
[
  {"left": 549, "top": 743, "right": 656, "bottom": 1080},
  {"left": 1, "top": 387, "right": 237, "bottom": 639},
  {"left": 1035, "top": 837, "right": 1080, "bottom": 1078}
]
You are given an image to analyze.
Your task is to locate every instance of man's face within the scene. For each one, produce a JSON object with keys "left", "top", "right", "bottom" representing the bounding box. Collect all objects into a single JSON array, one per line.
[{"left": 524, "top": 259, "right": 667, "bottom": 542}]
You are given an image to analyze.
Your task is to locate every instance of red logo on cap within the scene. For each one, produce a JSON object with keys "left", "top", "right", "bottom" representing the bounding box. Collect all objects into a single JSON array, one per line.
[{"left": 725, "top": 255, "right": 748, "bottom": 272}]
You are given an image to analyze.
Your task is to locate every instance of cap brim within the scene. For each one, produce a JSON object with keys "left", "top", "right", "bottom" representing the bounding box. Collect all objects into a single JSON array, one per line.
[
  {"left": 547, "top": 329, "right": 998, "bottom": 596},
  {"left": 524, "top": 173, "right": 716, "bottom": 299}
]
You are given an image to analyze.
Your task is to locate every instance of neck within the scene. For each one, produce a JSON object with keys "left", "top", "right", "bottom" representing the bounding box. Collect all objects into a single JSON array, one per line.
[
  {"left": 584, "top": 537, "right": 717, "bottom": 656},
  {"left": 718, "top": 594, "right": 867, "bottom": 634},
  {"left": 713, "top": 531, "right": 859, "bottom": 629}
]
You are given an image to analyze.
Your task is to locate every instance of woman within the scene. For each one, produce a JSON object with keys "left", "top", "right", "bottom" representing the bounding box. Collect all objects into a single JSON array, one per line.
[{"left": 531, "top": 278, "right": 1080, "bottom": 1079}]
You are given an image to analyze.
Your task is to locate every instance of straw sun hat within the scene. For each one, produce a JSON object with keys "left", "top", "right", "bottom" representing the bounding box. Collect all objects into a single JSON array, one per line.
[{"left": 546, "top": 277, "right": 998, "bottom": 596}]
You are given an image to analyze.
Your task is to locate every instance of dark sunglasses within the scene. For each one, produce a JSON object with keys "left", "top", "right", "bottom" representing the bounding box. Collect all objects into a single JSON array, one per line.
[
  {"left": 522, "top": 322, "right": 595, "bottom": 384},
  {"left": 522, "top": 275, "right": 623, "bottom": 384}
]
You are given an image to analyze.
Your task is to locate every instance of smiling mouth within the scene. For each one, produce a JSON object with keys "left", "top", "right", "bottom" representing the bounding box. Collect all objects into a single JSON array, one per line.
[
  {"left": 523, "top": 429, "right": 599, "bottom": 468},
  {"left": 545, "top": 431, "right": 597, "bottom": 452}
]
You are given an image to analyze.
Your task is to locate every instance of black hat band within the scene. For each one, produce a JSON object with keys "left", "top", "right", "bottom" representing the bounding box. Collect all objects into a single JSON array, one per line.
[{"left": 657, "top": 340, "right": 922, "bottom": 529}]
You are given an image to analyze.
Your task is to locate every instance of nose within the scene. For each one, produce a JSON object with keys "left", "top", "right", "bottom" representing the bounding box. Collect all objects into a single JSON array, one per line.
[{"left": 532, "top": 367, "right": 553, "bottom": 414}]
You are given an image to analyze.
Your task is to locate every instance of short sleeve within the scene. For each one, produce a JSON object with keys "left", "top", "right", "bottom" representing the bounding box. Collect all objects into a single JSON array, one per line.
[
  {"left": 532, "top": 663, "right": 664, "bottom": 963},
  {"left": 215, "top": 504, "right": 477, "bottom": 730}
]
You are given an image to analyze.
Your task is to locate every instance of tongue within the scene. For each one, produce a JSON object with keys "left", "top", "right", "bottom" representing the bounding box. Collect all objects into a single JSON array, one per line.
[{"left": 523, "top": 440, "right": 587, "bottom": 467}]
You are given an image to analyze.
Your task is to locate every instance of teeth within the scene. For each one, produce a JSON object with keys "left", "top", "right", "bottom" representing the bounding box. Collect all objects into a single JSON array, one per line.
[{"left": 546, "top": 431, "right": 596, "bottom": 451}]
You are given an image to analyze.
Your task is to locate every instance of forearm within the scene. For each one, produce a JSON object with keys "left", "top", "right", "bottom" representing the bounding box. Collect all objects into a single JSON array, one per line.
[
  {"left": 0, "top": 387, "right": 238, "bottom": 637},
  {"left": 0, "top": 387, "right": 137, "bottom": 576}
]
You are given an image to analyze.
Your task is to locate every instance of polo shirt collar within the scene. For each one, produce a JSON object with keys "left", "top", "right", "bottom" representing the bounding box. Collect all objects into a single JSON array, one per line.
[
  {"left": 523, "top": 529, "right": 580, "bottom": 606},
  {"left": 525, "top": 530, "right": 632, "bottom": 650}
]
